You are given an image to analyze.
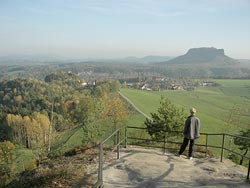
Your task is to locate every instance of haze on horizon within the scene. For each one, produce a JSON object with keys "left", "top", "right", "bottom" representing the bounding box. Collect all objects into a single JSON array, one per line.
[{"left": 0, "top": 0, "right": 250, "bottom": 60}]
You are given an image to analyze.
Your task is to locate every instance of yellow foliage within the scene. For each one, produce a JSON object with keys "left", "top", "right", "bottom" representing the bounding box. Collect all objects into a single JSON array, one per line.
[
  {"left": 14, "top": 95, "right": 23, "bottom": 103},
  {"left": 102, "top": 94, "right": 127, "bottom": 127},
  {"left": 0, "top": 141, "right": 15, "bottom": 163},
  {"left": 25, "top": 159, "right": 37, "bottom": 171},
  {"left": 6, "top": 113, "right": 51, "bottom": 148}
]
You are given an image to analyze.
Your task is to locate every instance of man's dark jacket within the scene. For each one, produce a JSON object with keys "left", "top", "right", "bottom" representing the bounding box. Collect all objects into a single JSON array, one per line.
[{"left": 183, "top": 115, "right": 200, "bottom": 140}]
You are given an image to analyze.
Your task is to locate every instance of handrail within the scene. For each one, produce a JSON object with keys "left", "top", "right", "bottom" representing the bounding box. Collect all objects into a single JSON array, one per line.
[
  {"left": 93, "top": 125, "right": 250, "bottom": 187},
  {"left": 92, "top": 126, "right": 126, "bottom": 188},
  {"left": 126, "top": 126, "right": 250, "bottom": 179}
]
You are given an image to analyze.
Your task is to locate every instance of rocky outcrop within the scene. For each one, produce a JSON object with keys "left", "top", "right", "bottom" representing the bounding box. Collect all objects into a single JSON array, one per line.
[
  {"left": 103, "top": 146, "right": 249, "bottom": 188},
  {"left": 164, "top": 47, "right": 239, "bottom": 65}
]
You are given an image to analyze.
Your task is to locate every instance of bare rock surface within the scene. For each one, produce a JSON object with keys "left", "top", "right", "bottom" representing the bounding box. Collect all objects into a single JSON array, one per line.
[{"left": 102, "top": 146, "right": 249, "bottom": 188}]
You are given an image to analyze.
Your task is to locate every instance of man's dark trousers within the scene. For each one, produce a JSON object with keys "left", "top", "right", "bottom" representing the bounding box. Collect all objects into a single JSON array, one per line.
[{"left": 178, "top": 137, "right": 195, "bottom": 157}]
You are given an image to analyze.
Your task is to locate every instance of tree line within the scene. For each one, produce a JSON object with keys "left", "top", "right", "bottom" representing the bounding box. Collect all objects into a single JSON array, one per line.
[{"left": 2, "top": 61, "right": 250, "bottom": 83}]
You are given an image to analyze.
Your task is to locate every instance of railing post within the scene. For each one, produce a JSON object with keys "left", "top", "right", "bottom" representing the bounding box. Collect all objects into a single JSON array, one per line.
[
  {"left": 220, "top": 134, "right": 225, "bottom": 162},
  {"left": 247, "top": 158, "right": 250, "bottom": 180},
  {"left": 164, "top": 131, "right": 166, "bottom": 154},
  {"left": 117, "top": 130, "right": 120, "bottom": 159},
  {"left": 125, "top": 126, "right": 127, "bottom": 148},
  {"left": 205, "top": 134, "right": 208, "bottom": 158},
  {"left": 113, "top": 126, "right": 116, "bottom": 145},
  {"left": 98, "top": 143, "right": 103, "bottom": 183}
]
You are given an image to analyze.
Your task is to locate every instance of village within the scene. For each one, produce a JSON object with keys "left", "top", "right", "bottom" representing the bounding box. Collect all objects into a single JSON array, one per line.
[
  {"left": 124, "top": 76, "right": 218, "bottom": 91},
  {"left": 67, "top": 70, "right": 219, "bottom": 92}
]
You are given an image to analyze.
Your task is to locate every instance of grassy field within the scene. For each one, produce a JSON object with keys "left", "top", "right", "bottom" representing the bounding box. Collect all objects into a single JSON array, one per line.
[
  {"left": 36, "top": 79, "right": 250, "bottom": 159},
  {"left": 50, "top": 115, "right": 145, "bottom": 154},
  {"left": 121, "top": 79, "right": 250, "bottom": 134},
  {"left": 120, "top": 79, "right": 250, "bottom": 158}
]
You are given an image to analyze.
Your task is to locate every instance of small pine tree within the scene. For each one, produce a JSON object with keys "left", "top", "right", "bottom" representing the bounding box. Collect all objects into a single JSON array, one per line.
[
  {"left": 234, "top": 129, "right": 250, "bottom": 165},
  {"left": 145, "top": 96, "right": 186, "bottom": 141}
]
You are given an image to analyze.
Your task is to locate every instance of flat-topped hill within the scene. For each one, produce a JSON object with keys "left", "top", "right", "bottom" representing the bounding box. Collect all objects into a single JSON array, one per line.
[{"left": 162, "top": 47, "right": 239, "bottom": 66}]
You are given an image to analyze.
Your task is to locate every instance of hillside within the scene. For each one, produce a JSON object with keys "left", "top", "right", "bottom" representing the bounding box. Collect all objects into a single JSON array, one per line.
[
  {"left": 122, "top": 55, "right": 173, "bottom": 63},
  {"left": 5, "top": 146, "right": 101, "bottom": 188},
  {"left": 154, "top": 47, "right": 246, "bottom": 78},
  {"left": 163, "top": 47, "right": 239, "bottom": 66}
]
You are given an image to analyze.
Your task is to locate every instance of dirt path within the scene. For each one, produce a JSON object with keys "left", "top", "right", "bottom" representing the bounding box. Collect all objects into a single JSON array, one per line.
[
  {"left": 102, "top": 146, "right": 249, "bottom": 188},
  {"left": 118, "top": 91, "right": 152, "bottom": 120}
]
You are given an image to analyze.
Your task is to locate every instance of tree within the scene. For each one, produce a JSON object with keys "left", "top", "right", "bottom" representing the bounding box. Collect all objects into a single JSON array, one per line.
[
  {"left": 0, "top": 141, "right": 15, "bottom": 187},
  {"left": 32, "top": 112, "right": 50, "bottom": 145},
  {"left": 0, "top": 141, "right": 15, "bottom": 163},
  {"left": 70, "top": 96, "right": 98, "bottom": 144},
  {"left": 6, "top": 114, "right": 23, "bottom": 143},
  {"left": 6, "top": 113, "right": 49, "bottom": 149},
  {"left": 102, "top": 94, "right": 127, "bottom": 145},
  {"left": 0, "top": 123, "right": 12, "bottom": 142},
  {"left": 145, "top": 96, "right": 186, "bottom": 141},
  {"left": 23, "top": 115, "right": 33, "bottom": 149},
  {"left": 234, "top": 129, "right": 250, "bottom": 165},
  {"left": 103, "top": 94, "right": 127, "bottom": 130},
  {"left": 73, "top": 95, "right": 97, "bottom": 126}
]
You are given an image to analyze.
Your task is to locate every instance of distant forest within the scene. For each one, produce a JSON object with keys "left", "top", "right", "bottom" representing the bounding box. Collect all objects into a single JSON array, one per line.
[{"left": 1, "top": 60, "right": 250, "bottom": 83}]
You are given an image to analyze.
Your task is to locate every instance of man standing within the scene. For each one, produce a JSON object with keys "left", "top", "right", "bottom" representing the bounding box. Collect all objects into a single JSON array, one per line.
[{"left": 178, "top": 107, "right": 200, "bottom": 159}]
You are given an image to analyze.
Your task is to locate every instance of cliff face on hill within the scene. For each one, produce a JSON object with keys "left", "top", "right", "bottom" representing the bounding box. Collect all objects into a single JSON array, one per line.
[{"left": 164, "top": 47, "right": 239, "bottom": 66}]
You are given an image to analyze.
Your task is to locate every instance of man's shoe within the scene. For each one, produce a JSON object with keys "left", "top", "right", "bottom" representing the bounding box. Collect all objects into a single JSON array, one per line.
[{"left": 189, "top": 157, "right": 193, "bottom": 160}]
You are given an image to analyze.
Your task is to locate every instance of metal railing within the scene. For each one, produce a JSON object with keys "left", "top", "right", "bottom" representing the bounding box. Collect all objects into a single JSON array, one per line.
[
  {"left": 92, "top": 126, "right": 127, "bottom": 188},
  {"left": 93, "top": 126, "right": 250, "bottom": 187}
]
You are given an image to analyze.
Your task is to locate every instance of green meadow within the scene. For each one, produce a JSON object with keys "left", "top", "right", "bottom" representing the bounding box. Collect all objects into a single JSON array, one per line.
[
  {"left": 120, "top": 79, "right": 250, "bottom": 157},
  {"left": 121, "top": 79, "right": 250, "bottom": 134}
]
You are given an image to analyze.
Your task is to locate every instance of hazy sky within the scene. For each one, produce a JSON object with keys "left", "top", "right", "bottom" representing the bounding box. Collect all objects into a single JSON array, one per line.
[{"left": 0, "top": 0, "right": 250, "bottom": 59}]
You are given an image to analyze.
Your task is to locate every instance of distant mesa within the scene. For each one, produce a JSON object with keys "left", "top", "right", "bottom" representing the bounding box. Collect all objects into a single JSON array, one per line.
[{"left": 163, "top": 47, "right": 239, "bottom": 65}]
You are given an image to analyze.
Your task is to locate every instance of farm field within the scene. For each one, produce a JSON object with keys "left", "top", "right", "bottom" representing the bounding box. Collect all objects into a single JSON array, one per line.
[
  {"left": 121, "top": 79, "right": 250, "bottom": 134},
  {"left": 120, "top": 79, "right": 250, "bottom": 158}
]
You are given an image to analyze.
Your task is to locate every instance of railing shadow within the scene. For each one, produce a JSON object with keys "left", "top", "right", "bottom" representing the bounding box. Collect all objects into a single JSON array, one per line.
[{"left": 92, "top": 126, "right": 250, "bottom": 188}]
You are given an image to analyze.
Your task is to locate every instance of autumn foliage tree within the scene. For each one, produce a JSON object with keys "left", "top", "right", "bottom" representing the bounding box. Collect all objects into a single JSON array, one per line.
[
  {"left": 103, "top": 94, "right": 127, "bottom": 130},
  {"left": 6, "top": 113, "right": 50, "bottom": 149},
  {"left": 0, "top": 141, "right": 15, "bottom": 187},
  {"left": 0, "top": 141, "right": 15, "bottom": 164}
]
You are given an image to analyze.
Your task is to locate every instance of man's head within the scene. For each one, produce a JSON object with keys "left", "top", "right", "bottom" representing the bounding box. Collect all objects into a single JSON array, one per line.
[{"left": 190, "top": 107, "right": 196, "bottom": 115}]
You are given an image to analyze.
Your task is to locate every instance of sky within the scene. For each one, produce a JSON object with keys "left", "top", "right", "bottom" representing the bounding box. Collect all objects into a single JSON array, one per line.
[{"left": 0, "top": 0, "right": 250, "bottom": 59}]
